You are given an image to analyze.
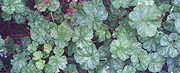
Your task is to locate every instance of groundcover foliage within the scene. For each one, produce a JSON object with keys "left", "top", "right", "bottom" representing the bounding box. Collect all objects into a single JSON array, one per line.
[{"left": 1, "top": 0, "right": 180, "bottom": 73}]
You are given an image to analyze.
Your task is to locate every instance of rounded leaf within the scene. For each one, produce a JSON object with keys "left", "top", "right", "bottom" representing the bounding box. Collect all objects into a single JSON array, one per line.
[
  {"left": 33, "top": 51, "right": 43, "bottom": 60},
  {"left": 111, "top": 0, "right": 132, "bottom": 8},
  {"left": 44, "top": 44, "right": 52, "bottom": 53},
  {"left": 53, "top": 47, "right": 64, "bottom": 56},
  {"left": 35, "top": 60, "right": 45, "bottom": 70},
  {"left": 1, "top": 11, "right": 11, "bottom": 21},
  {"left": 48, "top": 0, "right": 60, "bottom": 11}
]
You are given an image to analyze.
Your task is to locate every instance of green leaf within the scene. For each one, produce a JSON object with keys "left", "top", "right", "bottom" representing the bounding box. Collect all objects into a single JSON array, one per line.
[
  {"left": 173, "top": 0, "right": 180, "bottom": 6},
  {"left": 111, "top": 0, "right": 132, "bottom": 8},
  {"left": 64, "top": 64, "right": 79, "bottom": 73},
  {"left": 0, "top": 61, "right": 3, "bottom": 70},
  {"left": 43, "top": 44, "right": 52, "bottom": 53},
  {"left": 129, "top": 0, "right": 154, "bottom": 6},
  {"left": 33, "top": 51, "right": 43, "bottom": 60},
  {"left": 10, "top": 53, "right": 27, "bottom": 73},
  {"left": 1, "top": 0, "right": 25, "bottom": 14},
  {"left": 37, "top": 21, "right": 57, "bottom": 33},
  {"left": 95, "top": 26, "right": 111, "bottom": 42},
  {"left": 1, "top": 11, "right": 11, "bottom": 21},
  {"left": 163, "top": 12, "right": 180, "bottom": 32},
  {"left": 21, "top": 36, "right": 31, "bottom": 49},
  {"left": 129, "top": 5, "right": 162, "bottom": 37},
  {"left": 0, "top": 35, "right": 4, "bottom": 46},
  {"left": 108, "top": 5, "right": 129, "bottom": 18},
  {"left": 110, "top": 39, "right": 131, "bottom": 61},
  {"left": 98, "top": 44, "right": 111, "bottom": 60},
  {"left": 166, "top": 56, "right": 179, "bottom": 72},
  {"left": 34, "top": 1, "right": 49, "bottom": 12},
  {"left": 14, "top": 44, "right": 22, "bottom": 52},
  {"left": 44, "top": 64, "right": 54, "bottom": 73},
  {"left": 3, "top": 37, "right": 14, "bottom": 53},
  {"left": 48, "top": 0, "right": 60, "bottom": 11},
  {"left": 74, "top": 44, "right": 100, "bottom": 70},
  {"left": 72, "top": 26, "right": 93, "bottom": 48},
  {"left": 27, "top": 41, "right": 38, "bottom": 53},
  {"left": 13, "top": 7, "right": 30, "bottom": 24},
  {"left": 30, "top": 27, "right": 47, "bottom": 44},
  {"left": 148, "top": 53, "right": 165, "bottom": 72},
  {"left": 107, "top": 58, "right": 125, "bottom": 70},
  {"left": 158, "top": 33, "right": 179, "bottom": 58},
  {"left": 27, "top": 10, "right": 45, "bottom": 28},
  {"left": 130, "top": 42, "right": 151, "bottom": 71},
  {"left": 35, "top": 60, "right": 45, "bottom": 70},
  {"left": 21, "top": 63, "right": 43, "bottom": 73},
  {"left": 48, "top": 56, "right": 67, "bottom": 72},
  {"left": 116, "top": 65, "right": 136, "bottom": 73},
  {"left": 65, "top": 40, "right": 78, "bottom": 56},
  {"left": 95, "top": 61, "right": 116, "bottom": 73},
  {"left": 75, "top": 1, "right": 108, "bottom": 30},
  {"left": 53, "top": 47, "right": 64, "bottom": 56},
  {"left": 175, "top": 18, "right": 180, "bottom": 34},
  {"left": 158, "top": 3, "right": 172, "bottom": 15}
]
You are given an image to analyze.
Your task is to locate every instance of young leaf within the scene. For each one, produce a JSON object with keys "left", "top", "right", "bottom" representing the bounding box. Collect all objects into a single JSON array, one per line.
[
  {"left": 48, "top": 56, "right": 67, "bottom": 72},
  {"left": 1, "top": 0, "right": 25, "bottom": 14},
  {"left": 75, "top": 1, "right": 108, "bottom": 30},
  {"left": 51, "top": 23, "right": 73, "bottom": 48},
  {"left": 116, "top": 65, "right": 136, "bottom": 73},
  {"left": 74, "top": 44, "right": 100, "bottom": 70},
  {"left": 1, "top": 11, "right": 11, "bottom": 21},
  {"left": 43, "top": 44, "right": 52, "bottom": 53},
  {"left": 148, "top": 53, "right": 165, "bottom": 72},
  {"left": 48, "top": 0, "right": 60, "bottom": 11},
  {"left": 27, "top": 41, "right": 38, "bottom": 53},
  {"left": 110, "top": 39, "right": 131, "bottom": 61},
  {"left": 129, "top": 5, "right": 162, "bottom": 37},
  {"left": 21, "top": 63, "right": 43, "bottom": 73},
  {"left": 10, "top": 53, "right": 27, "bottom": 73},
  {"left": 35, "top": 60, "right": 45, "bottom": 70},
  {"left": 111, "top": 0, "right": 132, "bottom": 8},
  {"left": 64, "top": 64, "right": 79, "bottom": 73},
  {"left": 33, "top": 51, "right": 43, "bottom": 60},
  {"left": 72, "top": 26, "right": 93, "bottom": 48},
  {"left": 0, "top": 36, "right": 4, "bottom": 46},
  {"left": 95, "top": 29, "right": 111, "bottom": 42},
  {"left": 53, "top": 47, "right": 64, "bottom": 56}
]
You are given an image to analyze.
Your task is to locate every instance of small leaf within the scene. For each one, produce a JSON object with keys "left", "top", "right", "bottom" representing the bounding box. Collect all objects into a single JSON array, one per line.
[
  {"left": 111, "top": 0, "right": 132, "bottom": 8},
  {"left": 33, "top": 51, "right": 43, "bottom": 60},
  {"left": 48, "top": 56, "right": 67, "bottom": 72},
  {"left": 35, "top": 60, "right": 45, "bottom": 70},
  {"left": 48, "top": 0, "right": 60, "bottom": 11},
  {"left": 44, "top": 44, "right": 52, "bottom": 53},
  {"left": 21, "top": 36, "right": 31, "bottom": 49},
  {"left": 0, "top": 61, "right": 3, "bottom": 70},
  {"left": 64, "top": 64, "right": 79, "bottom": 73},
  {"left": 27, "top": 41, "right": 38, "bottom": 53},
  {"left": 3, "top": 37, "right": 14, "bottom": 53},
  {"left": 53, "top": 47, "right": 64, "bottom": 56},
  {"left": 74, "top": 44, "right": 100, "bottom": 70},
  {"left": 14, "top": 44, "right": 22, "bottom": 52},
  {"left": 1, "top": 11, "right": 11, "bottom": 21},
  {"left": 10, "top": 53, "right": 27, "bottom": 73}
]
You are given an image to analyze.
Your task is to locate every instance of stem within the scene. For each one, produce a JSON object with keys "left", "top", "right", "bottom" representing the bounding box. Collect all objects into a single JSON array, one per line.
[
  {"left": 43, "top": 38, "right": 48, "bottom": 44},
  {"left": 102, "top": 23, "right": 114, "bottom": 31},
  {"left": 0, "top": 27, "right": 6, "bottom": 33},
  {"left": 50, "top": 11, "right": 55, "bottom": 23},
  {"left": 6, "top": 52, "right": 18, "bottom": 54},
  {"left": 20, "top": 24, "right": 30, "bottom": 34},
  {"left": 25, "top": 54, "right": 33, "bottom": 57},
  {"left": 8, "top": 34, "right": 31, "bottom": 36}
]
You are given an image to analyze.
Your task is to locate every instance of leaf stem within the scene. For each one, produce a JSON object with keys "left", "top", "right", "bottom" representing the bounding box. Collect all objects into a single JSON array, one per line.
[
  {"left": 8, "top": 34, "right": 31, "bottom": 36},
  {"left": 20, "top": 24, "right": 30, "bottom": 34},
  {"left": 43, "top": 38, "right": 48, "bottom": 44},
  {"left": 50, "top": 11, "right": 55, "bottom": 23},
  {"left": 6, "top": 52, "right": 18, "bottom": 54},
  {"left": 102, "top": 23, "right": 114, "bottom": 31}
]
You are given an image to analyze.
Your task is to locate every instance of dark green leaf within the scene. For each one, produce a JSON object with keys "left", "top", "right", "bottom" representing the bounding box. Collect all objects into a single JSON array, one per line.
[
  {"left": 65, "top": 41, "right": 78, "bottom": 56},
  {"left": 21, "top": 36, "right": 31, "bottom": 49},
  {"left": 21, "top": 63, "right": 43, "bottom": 73},
  {"left": 0, "top": 36, "right": 4, "bottom": 46},
  {"left": 64, "top": 64, "right": 79, "bottom": 73},
  {"left": 116, "top": 65, "right": 136, "bottom": 73},
  {"left": 1, "top": 11, "right": 11, "bottom": 21},
  {"left": 3, "top": 37, "right": 14, "bottom": 53},
  {"left": 14, "top": 44, "right": 22, "bottom": 52},
  {"left": 0, "top": 61, "right": 3, "bottom": 70}
]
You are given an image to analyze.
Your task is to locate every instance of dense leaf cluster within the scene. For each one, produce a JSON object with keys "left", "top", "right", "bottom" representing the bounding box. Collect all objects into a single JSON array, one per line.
[{"left": 0, "top": 0, "right": 180, "bottom": 73}]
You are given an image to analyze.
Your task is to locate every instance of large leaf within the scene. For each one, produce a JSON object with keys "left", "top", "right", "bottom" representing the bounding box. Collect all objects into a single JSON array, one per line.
[
  {"left": 13, "top": 7, "right": 30, "bottom": 24},
  {"left": 158, "top": 3, "right": 172, "bottom": 15},
  {"left": 129, "top": 5, "right": 162, "bottom": 37},
  {"left": 130, "top": 42, "right": 151, "bottom": 71},
  {"left": 64, "top": 64, "right": 79, "bottom": 73},
  {"left": 74, "top": 44, "right": 99, "bottom": 70},
  {"left": 158, "top": 33, "right": 179, "bottom": 58},
  {"left": 21, "top": 63, "right": 42, "bottom": 73},
  {"left": 1, "top": 11, "right": 11, "bottom": 21},
  {"left": 48, "top": 56, "right": 67, "bottom": 72},
  {"left": 162, "top": 12, "right": 180, "bottom": 32},
  {"left": 75, "top": 1, "right": 108, "bottom": 30},
  {"left": 148, "top": 53, "right": 165, "bottom": 72},
  {"left": 51, "top": 23, "right": 73, "bottom": 48},
  {"left": 1, "top": 0, "right": 25, "bottom": 14},
  {"left": 37, "top": 20, "right": 57, "bottom": 33},
  {"left": 10, "top": 53, "right": 27, "bottom": 73},
  {"left": 110, "top": 38, "right": 131, "bottom": 61},
  {"left": 48, "top": 0, "right": 60, "bottom": 11},
  {"left": 116, "top": 65, "right": 136, "bottom": 73},
  {"left": 72, "top": 26, "right": 93, "bottom": 48},
  {"left": 111, "top": 0, "right": 132, "bottom": 8}
]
